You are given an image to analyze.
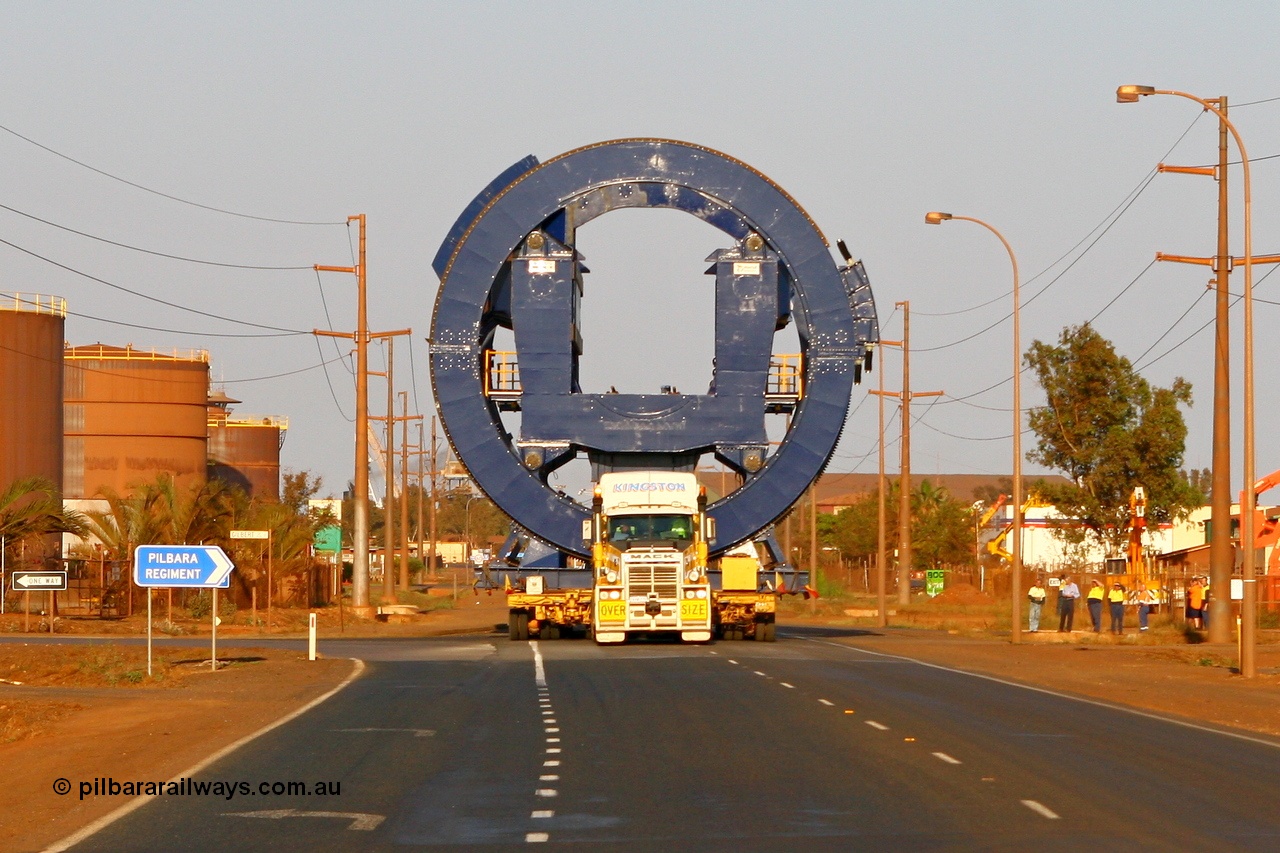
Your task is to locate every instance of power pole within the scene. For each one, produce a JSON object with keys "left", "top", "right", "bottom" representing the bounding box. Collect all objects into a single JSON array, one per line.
[
  {"left": 383, "top": 338, "right": 396, "bottom": 602},
  {"left": 416, "top": 420, "right": 426, "bottom": 580},
  {"left": 1155, "top": 97, "right": 1280, "bottom": 644},
  {"left": 808, "top": 483, "right": 818, "bottom": 608},
  {"left": 399, "top": 392, "right": 421, "bottom": 591},
  {"left": 871, "top": 339, "right": 902, "bottom": 627},
  {"left": 429, "top": 416, "right": 439, "bottom": 582},
  {"left": 883, "top": 302, "right": 941, "bottom": 606},
  {"left": 314, "top": 215, "right": 373, "bottom": 614}
]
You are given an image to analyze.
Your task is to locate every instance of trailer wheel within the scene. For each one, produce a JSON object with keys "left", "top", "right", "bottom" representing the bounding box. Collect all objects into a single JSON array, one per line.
[
  {"left": 542, "top": 623, "right": 561, "bottom": 640},
  {"left": 509, "top": 610, "right": 529, "bottom": 641},
  {"left": 760, "top": 622, "right": 777, "bottom": 642}
]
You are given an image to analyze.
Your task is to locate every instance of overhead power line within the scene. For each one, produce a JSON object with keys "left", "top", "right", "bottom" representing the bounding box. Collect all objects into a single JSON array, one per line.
[
  {"left": 0, "top": 121, "right": 347, "bottom": 226},
  {"left": 0, "top": 235, "right": 307, "bottom": 334},
  {"left": 0, "top": 201, "right": 314, "bottom": 269}
]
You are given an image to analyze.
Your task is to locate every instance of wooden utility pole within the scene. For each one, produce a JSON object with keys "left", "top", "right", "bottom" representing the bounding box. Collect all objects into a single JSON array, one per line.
[
  {"left": 383, "top": 338, "right": 396, "bottom": 602},
  {"left": 398, "top": 392, "right": 421, "bottom": 591},
  {"left": 416, "top": 420, "right": 426, "bottom": 579},
  {"left": 1154, "top": 98, "right": 1280, "bottom": 644},
  {"left": 314, "top": 224, "right": 410, "bottom": 612},
  {"left": 314, "top": 215, "right": 372, "bottom": 614},
  {"left": 871, "top": 339, "right": 902, "bottom": 627},
  {"left": 429, "top": 416, "right": 439, "bottom": 581},
  {"left": 882, "top": 302, "right": 941, "bottom": 606}
]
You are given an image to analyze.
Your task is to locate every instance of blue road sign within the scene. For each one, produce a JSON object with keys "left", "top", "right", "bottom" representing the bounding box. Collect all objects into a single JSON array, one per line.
[{"left": 133, "top": 545, "right": 235, "bottom": 588}]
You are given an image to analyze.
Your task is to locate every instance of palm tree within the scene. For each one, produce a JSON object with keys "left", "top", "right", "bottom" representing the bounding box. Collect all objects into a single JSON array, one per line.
[{"left": 0, "top": 476, "right": 87, "bottom": 543}]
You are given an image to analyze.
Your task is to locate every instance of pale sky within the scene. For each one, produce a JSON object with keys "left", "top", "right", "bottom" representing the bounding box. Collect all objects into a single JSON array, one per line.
[{"left": 3, "top": 2, "right": 1279, "bottom": 501}]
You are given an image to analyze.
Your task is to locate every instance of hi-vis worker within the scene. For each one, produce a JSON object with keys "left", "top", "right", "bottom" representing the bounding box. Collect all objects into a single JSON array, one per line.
[
  {"left": 1086, "top": 580, "right": 1105, "bottom": 633},
  {"left": 1107, "top": 582, "right": 1126, "bottom": 635}
]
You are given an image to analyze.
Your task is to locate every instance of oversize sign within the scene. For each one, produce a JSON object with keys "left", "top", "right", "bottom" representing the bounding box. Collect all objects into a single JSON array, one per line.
[
  {"left": 10, "top": 571, "right": 68, "bottom": 591},
  {"left": 133, "top": 546, "right": 234, "bottom": 588}
]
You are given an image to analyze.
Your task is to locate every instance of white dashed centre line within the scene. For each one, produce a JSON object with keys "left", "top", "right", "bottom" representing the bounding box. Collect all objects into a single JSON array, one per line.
[
  {"left": 547, "top": 738, "right": 561, "bottom": 743},
  {"left": 780, "top": 682, "right": 795, "bottom": 688},
  {"left": 526, "top": 832, "right": 549, "bottom": 843},
  {"left": 546, "top": 747, "right": 562, "bottom": 754},
  {"left": 1021, "top": 800, "right": 1060, "bottom": 819},
  {"left": 540, "top": 775, "right": 559, "bottom": 782},
  {"left": 728, "top": 659, "right": 739, "bottom": 665},
  {"left": 543, "top": 760, "right": 560, "bottom": 767},
  {"left": 545, "top": 727, "right": 560, "bottom": 733},
  {"left": 531, "top": 810, "right": 554, "bottom": 818},
  {"left": 535, "top": 789, "right": 558, "bottom": 798},
  {"left": 932, "top": 752, "right": 961, "bottom": 764},
  {"left": 753, "top": 671, "right": 767, "bottom": 677},
  {"left": 865, "top": 720, "right": 889, "bottom": 730},
  {"left": 818, "top": 699, "right": 834, "bottom": 706}
]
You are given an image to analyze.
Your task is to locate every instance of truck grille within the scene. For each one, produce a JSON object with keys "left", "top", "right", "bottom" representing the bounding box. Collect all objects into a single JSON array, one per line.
[{"left": 623, "top": 551, "right": 680, "bottom": 599}]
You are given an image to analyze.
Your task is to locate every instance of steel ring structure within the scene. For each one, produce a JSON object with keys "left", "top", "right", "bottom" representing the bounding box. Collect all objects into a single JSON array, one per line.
[{"left": 430, "top": 139, "right": 878, "bottom": 558}]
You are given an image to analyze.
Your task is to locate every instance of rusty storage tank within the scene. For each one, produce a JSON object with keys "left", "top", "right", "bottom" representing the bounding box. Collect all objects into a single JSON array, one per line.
[
  {"left": 207, "top": 389, "right": 287, "bottom": 501},
  {"left": 64, "top": 344, "right": 210, "bottom": 498},
  {"left": 0, "top": 293, "right": 65, "bottom": 492}
]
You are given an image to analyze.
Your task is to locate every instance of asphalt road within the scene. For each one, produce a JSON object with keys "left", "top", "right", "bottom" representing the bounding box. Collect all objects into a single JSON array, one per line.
[{"left": 39, "top": 628, "right": 1280, "bottom": 852}]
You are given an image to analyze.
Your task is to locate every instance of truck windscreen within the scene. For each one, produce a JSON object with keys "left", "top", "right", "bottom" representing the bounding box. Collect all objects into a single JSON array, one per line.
[{"left": 608, "top": 515, "right": 693, "bottom": 545}]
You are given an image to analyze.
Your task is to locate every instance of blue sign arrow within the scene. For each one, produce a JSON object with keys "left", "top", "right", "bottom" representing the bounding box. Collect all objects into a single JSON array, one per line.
[{"left": 133, "top": 545, "right": 235, "bottom": 588}]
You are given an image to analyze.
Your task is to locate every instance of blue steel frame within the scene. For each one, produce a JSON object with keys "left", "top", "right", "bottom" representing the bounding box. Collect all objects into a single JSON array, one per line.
[{"left": 430, "top": 140, "right": 878, "bottom": 559}]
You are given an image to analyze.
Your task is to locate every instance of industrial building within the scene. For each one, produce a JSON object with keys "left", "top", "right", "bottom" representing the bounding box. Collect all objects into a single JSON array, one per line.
[
  {"left": 0, "top": 293, "right": 65, "bottom": 492},
  {"left": 207, "top": 389, "right": 287, "bottom": 501}
]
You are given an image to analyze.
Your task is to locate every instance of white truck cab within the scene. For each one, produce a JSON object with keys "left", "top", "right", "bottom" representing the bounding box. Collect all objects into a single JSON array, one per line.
[{"left": 591, "top": 471, "right": 713, "bottom": 643}]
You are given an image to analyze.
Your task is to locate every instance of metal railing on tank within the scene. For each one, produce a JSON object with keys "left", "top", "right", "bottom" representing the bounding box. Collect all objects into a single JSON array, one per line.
[{"left": 0, "top": 292, "right": 66, "bottom": 317}]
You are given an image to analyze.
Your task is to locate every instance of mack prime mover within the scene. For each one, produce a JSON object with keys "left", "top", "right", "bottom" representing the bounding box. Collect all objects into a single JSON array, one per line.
[{"left": 506, "top": 471, "right": 777, "bottom": 644}]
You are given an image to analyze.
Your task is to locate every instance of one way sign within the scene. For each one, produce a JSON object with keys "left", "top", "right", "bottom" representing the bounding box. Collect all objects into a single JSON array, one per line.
[{"left": 9, "top": 571, "right": 68, "bottom": 591}]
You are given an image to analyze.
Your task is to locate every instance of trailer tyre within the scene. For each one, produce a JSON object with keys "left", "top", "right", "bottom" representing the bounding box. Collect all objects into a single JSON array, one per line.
[
  {"left": 543, "top": 623, "right": 560, "bottom": 640},
  {"left": 761, "top": 622, "right": 777, "bottom": 642},
  {"left": 509, "top": 610, "right": 529, "bottom": 641}
]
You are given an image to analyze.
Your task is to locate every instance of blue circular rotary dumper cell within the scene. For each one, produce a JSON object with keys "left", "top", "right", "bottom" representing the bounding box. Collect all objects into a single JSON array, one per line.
[{"left": 430, "top": 139, "right": 878, "bottom": 559}]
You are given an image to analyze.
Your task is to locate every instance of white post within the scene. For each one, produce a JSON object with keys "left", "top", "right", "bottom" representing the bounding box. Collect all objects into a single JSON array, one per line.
[
  {"left": 309, "top": 612, "right": 317, "bottom": 661},
  {"left": 147, "top": 590, "right": 153, "bottom": 677},
  {"left": 211, "top": 587, "right": 218, "bottom": 670}
]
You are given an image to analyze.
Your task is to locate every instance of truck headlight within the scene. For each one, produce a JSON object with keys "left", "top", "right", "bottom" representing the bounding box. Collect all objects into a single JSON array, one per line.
[
  {"left": 605, "top": 569, "right": 619, "bottom": 584},
  {"left": 685, "top": 568, "right": 701, "bottom": 583},
  {"left": 696, "top": 589, "right": 708, "bottom": 599}
]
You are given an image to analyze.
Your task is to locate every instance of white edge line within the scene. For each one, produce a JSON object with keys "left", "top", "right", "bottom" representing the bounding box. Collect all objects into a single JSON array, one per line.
[
  {"left": 780, "top": 682, "right": 795, "bottom": 688},
  {"left": 804, "top": 638, "right": 1280, "bottom": 751},
  {"left": 41, "top": 657, "right": 367, "bottom": 853},
  {"left": 530, "top": 640, "right": 546, "bottom": 688},
  {"left": 1021, "top": 799, "right": 1060, "bottom": 819}
]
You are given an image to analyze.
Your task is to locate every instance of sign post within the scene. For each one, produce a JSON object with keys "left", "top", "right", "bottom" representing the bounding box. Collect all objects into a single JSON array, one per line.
[
  {"left": 133, "top": 545, "right": 234, "bottom": 673},
  {"left": 230, "top": 531, "right": 271, "bottom": 629},
  {"left": 11, "top": 572, "right": 68, "bottom": 635}
]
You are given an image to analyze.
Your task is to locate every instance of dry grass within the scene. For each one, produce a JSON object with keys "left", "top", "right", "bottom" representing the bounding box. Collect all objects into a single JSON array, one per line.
[
  {"left": 0, "top": 700, "right": 82, "bottom": 744},
  {"left": 0, "top": 644, "right": 197, "bottom": 688}
]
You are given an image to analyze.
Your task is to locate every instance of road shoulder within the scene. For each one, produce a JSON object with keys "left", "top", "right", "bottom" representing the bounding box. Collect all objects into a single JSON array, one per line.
[{"left": 1, "top": 653, "right": 357, "bottom": 853}]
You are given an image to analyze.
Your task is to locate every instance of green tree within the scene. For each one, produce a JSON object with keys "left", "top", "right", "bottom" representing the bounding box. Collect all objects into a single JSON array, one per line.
[
  {"left": 823, "top": 479, "right": 973, "bottom": 569},
  {"left": 1026, "top": 323, "right": 1200, "bottom": 555}
]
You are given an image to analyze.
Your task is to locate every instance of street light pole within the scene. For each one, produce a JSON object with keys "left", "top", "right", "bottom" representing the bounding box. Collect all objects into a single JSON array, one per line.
[
  {"left": 925, "top": 211, "right": 1023, "bottom": 644},
  {"left": 1117, "top": 85, "right": 1257, "bottom": 676}
]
